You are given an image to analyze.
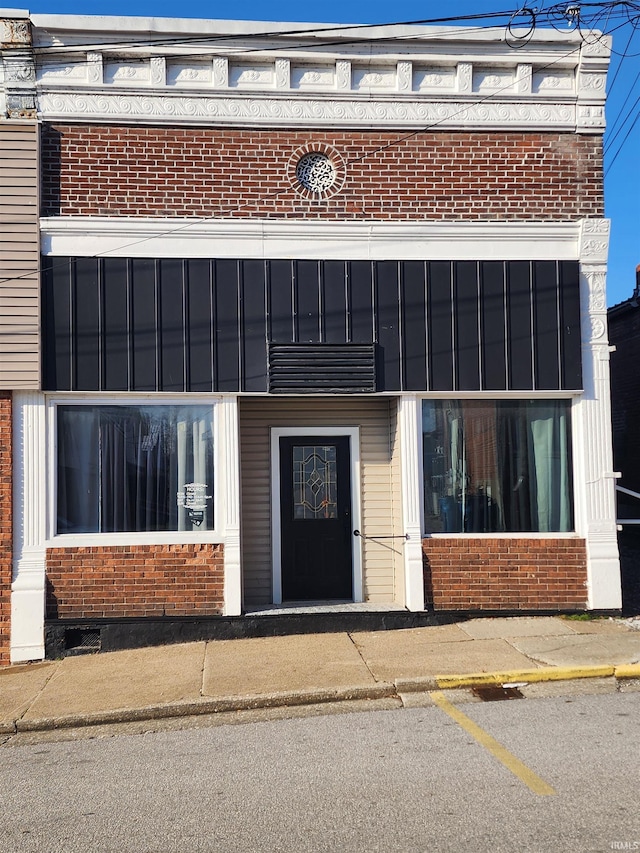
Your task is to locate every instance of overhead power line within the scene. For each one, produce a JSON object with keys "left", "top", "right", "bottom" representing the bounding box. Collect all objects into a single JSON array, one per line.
[{"left": 0, "top": 4, "right": 637, "bottom": 284}]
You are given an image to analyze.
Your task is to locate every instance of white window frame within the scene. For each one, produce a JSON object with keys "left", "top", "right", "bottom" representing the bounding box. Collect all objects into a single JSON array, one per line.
[
  {"left": 47, "top": 394, "right": 224, "bottom": 547},
  {"left": 418, "top": 392, "right": 583, "bottom": 539}
]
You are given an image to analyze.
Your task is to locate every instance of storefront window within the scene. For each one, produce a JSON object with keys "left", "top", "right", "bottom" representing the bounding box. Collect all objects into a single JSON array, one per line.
[
  {"left": 422, "top": 400, "right": 573, "bottom": 533},
  {"left": 57, "top": 404, "right": 214, "bottom": 533}
]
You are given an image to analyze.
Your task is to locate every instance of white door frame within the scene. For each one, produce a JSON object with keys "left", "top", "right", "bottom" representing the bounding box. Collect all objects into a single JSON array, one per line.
[{"left": 270, "top": 426, "right": 362, "bottom": 605}]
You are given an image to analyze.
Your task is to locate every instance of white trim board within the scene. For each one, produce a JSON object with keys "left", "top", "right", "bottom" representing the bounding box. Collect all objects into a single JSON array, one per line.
[
  {"left": 270, "top": 426, "right": 362, "bottom": 606},
  {"left": 41, "top": 218, "right": 582, "bottom": 261}
]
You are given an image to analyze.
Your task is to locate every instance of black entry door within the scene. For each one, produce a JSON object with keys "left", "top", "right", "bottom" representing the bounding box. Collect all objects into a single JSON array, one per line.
[{"left": 280, "top": 436, "right": 353, "bottom": 601}]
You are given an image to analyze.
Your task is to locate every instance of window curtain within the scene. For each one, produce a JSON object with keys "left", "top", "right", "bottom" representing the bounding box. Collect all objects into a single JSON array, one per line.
[
  {"left": 423, "top": 400, "right": 573, "bottom": 534},
  {"left": 57, "top": 405, "right": 214, "bottom": 534}
]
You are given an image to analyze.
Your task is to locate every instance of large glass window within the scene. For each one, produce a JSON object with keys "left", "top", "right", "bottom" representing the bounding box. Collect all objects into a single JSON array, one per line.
[
  {"left": 422, "top": 400, "right": 573, "bottom": 534},
  {"left": 57, "top": 404, "right": 214, "bottom": 534}
]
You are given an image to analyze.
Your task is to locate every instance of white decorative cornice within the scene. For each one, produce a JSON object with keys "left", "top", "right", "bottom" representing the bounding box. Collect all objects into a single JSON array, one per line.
[
  {"left": 41, "top": 217, "right": 582, "bottom": 261},
  {"left": 7, "top": 14, "right": 608, "bottom": 131},
  {"left": 37, "top": 92, "right": 580, "bottom": 130}
]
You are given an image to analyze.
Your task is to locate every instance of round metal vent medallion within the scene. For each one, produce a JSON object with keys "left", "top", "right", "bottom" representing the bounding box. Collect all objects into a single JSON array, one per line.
[{"left": 295, "top": 153, "right": 337, "bottom": 194}]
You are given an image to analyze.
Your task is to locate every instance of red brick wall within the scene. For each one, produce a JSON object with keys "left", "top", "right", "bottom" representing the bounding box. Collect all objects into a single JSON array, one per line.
[
  {"left": 41, "top": 125, "right": 603, "bottom": 220},
  {"left": 423, "top": 538, "right": 588, "bottom": 610},
  {"left": 0, "top": 394, "right": 12, "bottom": 666},
  {"left": 46, "top": 544, "right": 224, "bottom": 619}
]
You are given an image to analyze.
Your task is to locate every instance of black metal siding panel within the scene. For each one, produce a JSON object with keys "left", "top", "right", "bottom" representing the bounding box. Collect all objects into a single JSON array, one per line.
[
  {"left": 295, "top": 260, "right": 321, "bottom": 343},
  {"left": 401, "top": 261, "right": 428, "bottom": 391},
  {"left": 42, "top": 257, "right": 72, "bottom": 391},
  {"left": 455, "top": 261, "right": 481, "bottom": 391},
  {"left": 42, "top": 256, "right": 580, "bottom": 394},
  {"left": 480, "top": 261, "right": 508, "bottom": 391},
  {"left": 323, "top": 261, "right": 348, "bottom": 344},
  {"left": 428, "top": 261, "right": 455, "bottom": 391},
  {"left": 241, "top": 259, "right": 268, "bottom": 392},
  {"left": 533, "top": 260, "right": 561, "bottom": 391},
  {"left": 102, "top": 258, "right": 129, "bottom": 391},
  {"left": 376, "top": 261, "right": 401, "bottom": 392},
  {"left": 349, "top": 261, "right": 374, "bottom": 344},
  {"left": 214, "top": 259, "right": 240, "bottom": 392},
  {"left": 74, "top": 258, "right": 100, "bottom": 391},
  {"left": 507, "top": 261, "right": 534, "bottom": 390},
  {"left": 559, "top": 260, "right": 582, "bottom": 390},
  {"left": 268, "top": 260, "right": 294, "bottom": 343},
  {"left": 158, "top": 259, "right": 186, "bottom": 392},
  {"left": 186, "top": 259, "right": 214, "bottom": 392},
  {"left": 131, "top": 259, "right": 158, "bottom": 392}
]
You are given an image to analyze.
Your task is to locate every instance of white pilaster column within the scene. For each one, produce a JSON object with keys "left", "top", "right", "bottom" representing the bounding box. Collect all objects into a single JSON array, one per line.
[
  {"left": 11, "top": 392, "right": 46, "bottom": 662},
  {"left": 398, "top": 395, "right": 425, "bottom": 612},
  {"left": 575, "top": 219, "right": 621, "bottom": 609},
  {"left": 219, "top": 396, "right": 242, "bottom": 615}
]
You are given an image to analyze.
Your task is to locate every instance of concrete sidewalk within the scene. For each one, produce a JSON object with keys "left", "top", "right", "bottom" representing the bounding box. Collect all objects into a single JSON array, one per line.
[{"left": 2, "top": 616, "right": 640, "bottom": 736}]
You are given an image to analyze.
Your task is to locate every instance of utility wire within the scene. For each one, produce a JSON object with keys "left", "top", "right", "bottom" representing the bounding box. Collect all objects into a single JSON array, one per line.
[
  {"left": 604, "top": 100, "right": 640, "bottom": 173},
  {"left": 31, "top": 10, "right": 523, "bottom": 55},
  {"left": 0, "top": 41, "right": 586, "bottom": 285},
  {"left": 604, "top": 95, "right": 640, "bottom": 171},
  {"left": 604, "top": 71, "right": 640, "bottom": 150},
  {"left": 1, "top": 8, "right": 636, "bottom": 285}
]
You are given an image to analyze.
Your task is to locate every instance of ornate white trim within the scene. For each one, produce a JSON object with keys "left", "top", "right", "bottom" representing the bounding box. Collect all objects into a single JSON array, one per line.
[
  {"left": 41, "top": 217, "right": 583, "bottom": 261},
  {"left": 219, "top": 396, "right": 241, "bottom": 616},
  {"left": 398, "top": 396, "right": 425, "bottom": 612},
  {"left": 573, "top": 218, "right": 621, "bottom": 608},
  {"left": 11, "top": 392, "right": 46, "bottom": 663},
  {"left": 36, "top": 91, "right": 582, "bottom": 130}
]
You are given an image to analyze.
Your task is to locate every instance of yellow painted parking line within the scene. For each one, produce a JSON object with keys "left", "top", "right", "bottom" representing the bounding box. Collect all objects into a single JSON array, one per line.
[{"left": 430, "top": 691, "right": 556, "bottom": 797}]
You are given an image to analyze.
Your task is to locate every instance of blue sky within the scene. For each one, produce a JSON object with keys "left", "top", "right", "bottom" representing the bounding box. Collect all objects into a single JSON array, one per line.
[{"left": 25, "top": 0, "right": 640, "bottom": 306}]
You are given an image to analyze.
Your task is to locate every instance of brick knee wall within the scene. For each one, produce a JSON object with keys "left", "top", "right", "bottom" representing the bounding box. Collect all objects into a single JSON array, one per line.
[
  {"left": 423, "top": 538, "right": 588, "bottom": 610},
  {"left": 46, "top": 544, "right": 224, "bottom": 619},
  {"left": 0, "top": 394, "right": 12, "bottom": 666}
]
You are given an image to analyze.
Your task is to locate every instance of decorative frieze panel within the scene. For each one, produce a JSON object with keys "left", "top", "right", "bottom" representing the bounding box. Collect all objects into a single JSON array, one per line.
[
  {"left": 105, "top": 60, "right": 150, "bottom": 85},
  {"left": 1, "top": 17, "right": 30, "bottom": 47},
  {"left": 87, "top": 52, "right": 103, "bottom": 85},
  {"left": 213, "top": 57, "right": 228, "bottom": 89},
  {"left": 275, "top": 59, "right": 290, "bottom": 90},
  {"left": 352, "top": 65, "right": 396, "bottom": 90},
  {"left": 532, "top": 69, "right": 575, "bottom": 94},
  {"left": 413, "top": 66, "right": 456, "bottom": 92},
  {"left": 473, "top": 68, "right": 515, "bottom": 94},
  {"left": 229, "top": 63, "right": 274, "bottom": 88},
  {"left": 397, "top": 61, "right": 412, "bottom": 92},
  {"left": 38, "top": 91, "right": 578, "bottom": 129},
  {"left": 38, "top": 61, "right": 88, "bottom": 83},
  {"left": 579, "top": 218, "right": 610, "bottom": 264},
  {"left": 291, "top": 64, "right": 335, "bottom": 89},
  {"left": 167, "top": 61, "right": 211, "bottom": 86},
  {"left": 336, "top": 60, "right": 351, "bottom": 90}
]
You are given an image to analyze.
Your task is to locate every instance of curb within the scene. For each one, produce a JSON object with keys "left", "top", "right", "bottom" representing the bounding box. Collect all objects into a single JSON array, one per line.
[
  {"left": 3, "top": 664, "right": 639, "bottom": 736},
  {"left": 9, "top": 683, "right": 397, "bottom": 734},
  {"left": 397, "top": 663, "right": 640, "bottom": 693}
]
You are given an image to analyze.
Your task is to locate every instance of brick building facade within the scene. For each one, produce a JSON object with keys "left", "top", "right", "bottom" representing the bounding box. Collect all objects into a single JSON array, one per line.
[{"left": 0, "top": 12, "right": 622, "bottom": 664}]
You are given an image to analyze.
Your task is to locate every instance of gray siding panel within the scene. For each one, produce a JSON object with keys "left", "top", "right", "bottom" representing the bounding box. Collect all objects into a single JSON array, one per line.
[{"left": 0, "top": 122, "right": 40, "bottom": 389}]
